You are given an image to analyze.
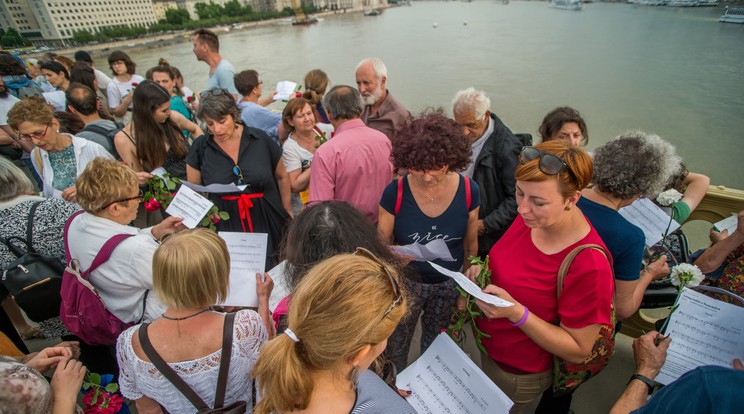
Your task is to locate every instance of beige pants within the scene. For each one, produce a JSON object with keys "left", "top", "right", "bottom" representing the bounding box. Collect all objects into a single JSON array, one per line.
[{"left": 481, "top": 357, "right": 553, "bottom": 414}]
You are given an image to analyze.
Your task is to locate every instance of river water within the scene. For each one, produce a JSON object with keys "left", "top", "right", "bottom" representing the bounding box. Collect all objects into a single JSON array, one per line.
[{"left": 126, "top": 1, "right": 744, "bottom": 189}]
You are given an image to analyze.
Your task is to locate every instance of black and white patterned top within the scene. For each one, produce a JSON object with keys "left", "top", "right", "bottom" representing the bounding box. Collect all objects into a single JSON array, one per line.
[{"left": 0, "top": 195, "right": 80, "bottom": 339}]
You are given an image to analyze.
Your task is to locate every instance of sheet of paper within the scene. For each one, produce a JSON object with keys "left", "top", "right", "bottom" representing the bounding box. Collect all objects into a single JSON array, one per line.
[
  {"left": 397, "top": 333, "right": 513, "bottom": 414},
  {"left": 267, "top": 260, "right": 291, "bottom": 312},
  {"left": 656, "top": 288, "right": 744, "bottom": 385},
  {"left": 150, "top": 167, "right": 167, "bottom": 179},
  {"left": 392, "top": 239, "right": 456, "bottom": 262},
  {"left": 619, "top": 198, "right": 681, "bottom": 247},
  {"left": 180, "top": 181, "right": 247, "bottom": 194},
  {"left": 273, "top": 80, "right": 298, "bottom": 101},
  {"left": 428, "top": 262, "right": 513, "bottom": 308},
  {"left": 713, "top": 214, "right": 738, "bottom": 235},
  {"left": 219, "top": 232, "right": 268, "bottom": 307},
  {"left": 164, "top": 185, "right": 214, "bottom": 228}
]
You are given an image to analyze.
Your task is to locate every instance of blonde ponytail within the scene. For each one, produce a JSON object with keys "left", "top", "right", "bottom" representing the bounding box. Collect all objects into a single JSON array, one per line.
[{"left": 253, "top": 334, "right": 312, "bottom": 414}]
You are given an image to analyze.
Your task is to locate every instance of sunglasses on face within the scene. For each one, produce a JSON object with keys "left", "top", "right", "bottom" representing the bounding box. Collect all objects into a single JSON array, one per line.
[
  {"left": 100, "top": 189, "right": 144, "bottom": 211},
  {"left": 353, "top": 247, "right": 402, "bottom": 318},
  {"left": 520, "top": 146, "right": 578, "bottom": 184}
]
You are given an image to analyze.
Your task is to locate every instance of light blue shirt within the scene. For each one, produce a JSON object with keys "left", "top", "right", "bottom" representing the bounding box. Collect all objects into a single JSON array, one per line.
[
  {"left": 237, "top": 101, "right": 281, "bottom": 144},
  {"left": 206, "top": 59, "right": 238, "bottom": 95}
]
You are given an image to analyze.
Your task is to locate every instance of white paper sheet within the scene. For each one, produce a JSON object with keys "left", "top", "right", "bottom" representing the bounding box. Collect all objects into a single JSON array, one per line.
[
  {"left": 218, "top": 232, "right": 268, "bottom": 307},
  {"left": 164, "top": 185, "right": 214, "bottom": 228},
  {"left": 392, "top": 239, "right": 456, "bottom": 262},
  {"left": 267, "top": 260, "right": 291, "bottom": 312},
  {"left": 180, "top": 181, "right": 247, "bottom": 194},
  {"left": 150, "top": 167, "right": 167, "bottom": 179},
  {"left": 273, "top": 80, "right": 298, "bottom": 101},
  {"left": 713, "top": 214, "right": 738, "bottom": 235},
  {"left": 428, "top": 262, "right": 513, "bottom": 308},
  {"left": 619, "top": 198, "right": 681, "bottom": 247},
  {"left": 656, "top": 288, "right": 744, "bottom": 385},
  {"left": 397, "top": 333, "right": 513, "bottom": 414}
]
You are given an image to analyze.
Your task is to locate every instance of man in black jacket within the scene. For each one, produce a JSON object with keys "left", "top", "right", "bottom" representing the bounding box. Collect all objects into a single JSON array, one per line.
[{"left": 453, "top": 88, "right": 524, "bottom": 256}]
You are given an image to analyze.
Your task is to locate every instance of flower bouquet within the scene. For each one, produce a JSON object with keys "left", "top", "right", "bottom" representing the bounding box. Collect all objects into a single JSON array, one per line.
[
  {"left": 81, "top": 372, "right": 127, "bottom": 414},
  {"left": 144, "top": 173, "right": 229, "bottom": 232},
  {"left": 447, "top": 255, "right": 491, "bottom": 355}
]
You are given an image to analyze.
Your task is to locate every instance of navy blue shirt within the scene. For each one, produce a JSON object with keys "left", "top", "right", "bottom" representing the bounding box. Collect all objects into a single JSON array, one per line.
[
  {"left": 578, "top": 197, "right": 645, "bottom": 281},
  {"left": 380, "top": 174, "right": 480, "bottom": 283}
]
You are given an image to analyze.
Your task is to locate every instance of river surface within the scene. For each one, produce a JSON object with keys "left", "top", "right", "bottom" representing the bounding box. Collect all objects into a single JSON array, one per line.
[{"left": 126, "top": 1, "right": 744, "bottom": 189}]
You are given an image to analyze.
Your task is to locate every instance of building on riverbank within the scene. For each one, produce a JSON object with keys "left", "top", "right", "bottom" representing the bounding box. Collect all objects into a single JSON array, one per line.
[{"left": 0, "top": 0, "right": 157, "bottom": 47}]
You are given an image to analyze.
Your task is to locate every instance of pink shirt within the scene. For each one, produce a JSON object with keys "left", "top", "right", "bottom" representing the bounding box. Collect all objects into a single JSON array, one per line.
[{"left": 308, "top": 118, "right": 393, "bottom": 222}]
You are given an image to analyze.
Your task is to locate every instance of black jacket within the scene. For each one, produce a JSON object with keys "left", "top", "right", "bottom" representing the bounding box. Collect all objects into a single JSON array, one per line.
[{"left": 472, "top": 113, "right": 523, "bottom": 256}]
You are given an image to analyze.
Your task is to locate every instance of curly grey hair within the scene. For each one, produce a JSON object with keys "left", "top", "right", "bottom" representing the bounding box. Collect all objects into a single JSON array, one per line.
[{"left": 592, "top": 130, "right": 682, "bottom": 200}]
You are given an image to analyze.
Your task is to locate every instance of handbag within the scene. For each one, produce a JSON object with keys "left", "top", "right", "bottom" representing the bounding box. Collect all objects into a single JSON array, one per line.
[
  {"left": 138, "top": 312, "right": 247, "bottom": 414},
  {"left": 0, "top": 201, "right": 64, "bottom": 322},
  {"left": 552, "top": 244, "right": 616, "bottom": 396}
]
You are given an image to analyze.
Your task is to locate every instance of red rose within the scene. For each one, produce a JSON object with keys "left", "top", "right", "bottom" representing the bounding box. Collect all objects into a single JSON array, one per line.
[
  {"left": 187, "top": 95, "right": 194, "bottom": 103},
  {"left": 295, "top": 92, "right": 302, "bottom": 98},
  {"left": 211, "top": 215, "right": 220, "bottom": 224},
  {"left": 131, "top": 82, "right": 138, "bottom": 88},
  {"left": 144, "top": 198, "right": 161, "bottom": 212},
  {"left": 82, "top": 389, "right": 96, "bottom": 406}
]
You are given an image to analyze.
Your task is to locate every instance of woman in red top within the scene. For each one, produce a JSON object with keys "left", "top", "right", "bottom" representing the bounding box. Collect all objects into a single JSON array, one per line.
[{"left": 465, "top": 140, "right": 614, "bottom": 413}]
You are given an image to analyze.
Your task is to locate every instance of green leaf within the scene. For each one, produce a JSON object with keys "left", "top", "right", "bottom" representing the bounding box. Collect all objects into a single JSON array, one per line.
[
  {"left": 88, "top": 373, "right": 101, "bottom": 386},
  {"left": 82, "top": 381, "right": 92, "bottom": 389},
  {"left": 105, "top": 383, "right": 119, "bottom": 393},
  {"left": 91, "top": 388, "right": 100, "bottom": 405},
  {"left": 219, "top": 211, "right": 230, "bottom": 220}
]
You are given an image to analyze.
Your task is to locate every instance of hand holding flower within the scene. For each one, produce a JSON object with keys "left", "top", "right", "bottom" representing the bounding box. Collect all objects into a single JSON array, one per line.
[
  {"left": 633, "top": 331, "right": 670, "bottom": 379},
  {"left": 646, "top": 255, "right": 671, "bottom": 280}
]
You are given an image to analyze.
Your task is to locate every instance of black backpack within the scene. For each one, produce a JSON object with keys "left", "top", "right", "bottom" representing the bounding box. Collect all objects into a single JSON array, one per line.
[{"left": 79, "top": 121, "right": 125, "bottom": 160}]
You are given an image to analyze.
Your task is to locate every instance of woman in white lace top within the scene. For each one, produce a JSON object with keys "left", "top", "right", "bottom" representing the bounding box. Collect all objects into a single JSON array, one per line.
[{"left": 116, "top": 228, "right": 274, "bottom": 413}]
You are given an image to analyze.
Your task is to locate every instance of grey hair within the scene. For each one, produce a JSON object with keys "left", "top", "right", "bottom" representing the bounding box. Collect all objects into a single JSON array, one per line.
[
  {"left": 0, "top": 157, "right": 35, "bottom": 202},
  {"left": 356, "top": 58, "right": 387, "bottom": 80},
  {"left": 322, "top": 85, "right": 364, "bottom": 120},
  {"left": 452, "top": 88, "right": 491, "bottom": 120},
  {"left": 592, "top": 130, "right": 682, "bottom": 200},
  {"left": 196, "top": 90, "right": 242, "bottom": 124}
]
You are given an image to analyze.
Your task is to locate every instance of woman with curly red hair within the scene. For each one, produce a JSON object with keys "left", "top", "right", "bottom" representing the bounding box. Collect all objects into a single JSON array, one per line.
[{"left": 378, "top": 110, "right": 480, "bottom": 371}]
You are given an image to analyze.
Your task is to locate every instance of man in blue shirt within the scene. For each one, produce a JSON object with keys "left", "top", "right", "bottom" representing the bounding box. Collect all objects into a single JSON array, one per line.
[
  {"left": 192, "top": 29, "right": 238, "bottom": 100},
  {"left": 234, "top": 69, "right": 283, "bottom": 146}
]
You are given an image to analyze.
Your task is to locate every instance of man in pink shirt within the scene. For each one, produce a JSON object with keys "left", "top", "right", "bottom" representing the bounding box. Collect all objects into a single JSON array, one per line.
[{"left": 308, "top": 85, "right": 393, "bottom": 223}]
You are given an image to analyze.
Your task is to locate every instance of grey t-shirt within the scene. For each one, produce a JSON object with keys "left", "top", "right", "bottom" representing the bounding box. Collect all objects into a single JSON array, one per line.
[
  {"left": 75, "top": 119, "right": 118, "bottom": 155},
  {"left": 351, "top": 370, "right": 416, "bottom": 414}
]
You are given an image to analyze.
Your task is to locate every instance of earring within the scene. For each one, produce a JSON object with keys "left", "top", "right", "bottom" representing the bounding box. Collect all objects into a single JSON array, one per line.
[
  {"left": 564, "top": 205, "right": 571, "bottom": 211},
  {"left": 349, "top": 365, "right": 360, "bottom": 390}
]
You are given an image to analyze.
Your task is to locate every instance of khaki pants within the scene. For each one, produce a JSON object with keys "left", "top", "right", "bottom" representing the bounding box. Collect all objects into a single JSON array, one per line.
[{"left": 481, "top": 356, "right": 553, "bottom": 414}]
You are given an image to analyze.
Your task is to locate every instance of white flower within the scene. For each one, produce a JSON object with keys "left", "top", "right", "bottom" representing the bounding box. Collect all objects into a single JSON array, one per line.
[
  {"left": 670, "top": 263, "right": 705, "bottom": 289},
  {"left": 656, "top": 189, "right": 683, "bottom": 207}
]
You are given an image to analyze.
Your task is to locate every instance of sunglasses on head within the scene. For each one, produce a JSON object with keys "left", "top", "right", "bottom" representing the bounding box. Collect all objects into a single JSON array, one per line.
[
  {"left": 199, "top": 88, "right": 231, "bottom": 99},
  {"left": 520, "top": 146, "right": 578, "bottom": 184},
  {"left": 353, "top": 247, "right": 402, "bottom": 318}
]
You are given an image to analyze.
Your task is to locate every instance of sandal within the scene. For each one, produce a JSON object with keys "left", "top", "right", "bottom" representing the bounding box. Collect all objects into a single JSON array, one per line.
[{"left": 19, "top": 326, "right": 44, "bottom": 340}]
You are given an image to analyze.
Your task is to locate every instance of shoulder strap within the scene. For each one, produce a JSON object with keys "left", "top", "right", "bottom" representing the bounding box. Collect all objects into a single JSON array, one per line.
[
  {"left": 394, "top": 176, "right": 404, "bottom": 215},
  {"left": 25, "top": 201, "right": 43, "bottom": 250},
  {"left": 556, "top": 244, "right": 611, "bottom": 299},
  {"left": 64, "top": 210, "right": 86, "bottom": 263},
  {"left": 120, "top": 128, "right": 135, "bottom": 145},
  {"left": 464, "top": 176, "right": 472, "bottom": 210},
  {"left": 33, "top": 148, "right": 43, "bottom": 176},
  {"left": 80, "top": 123, "right": 109, "bottom": 137},
  {"left": 138, "top": 324, "right": 209, "bottom": 410},
  {"left": 81, "top": 234, "right": 134, "bottom": 278},
  {"left": 214, "top": 312, "right": 237, "bottom": 408}
]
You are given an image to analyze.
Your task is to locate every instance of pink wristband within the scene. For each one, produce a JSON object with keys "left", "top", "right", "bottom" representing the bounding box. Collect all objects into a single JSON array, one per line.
[{"left": 510, "top": 306, "right": 529, "bottom": 327}]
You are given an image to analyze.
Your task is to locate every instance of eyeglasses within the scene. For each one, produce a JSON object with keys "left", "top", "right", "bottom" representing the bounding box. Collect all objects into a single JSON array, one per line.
[
  {"left": 17, "top": 124, "right": 49, "bottom": 141},
  {"left": 233, "top": 165, "right": 245, "bottom": 186},
  {"left": 199, "top": 88, "right": 231, "bottom": 99},
  {"left": 100, "top": 189, "right": 144, "bottom": 211},
  {"left": 354, "top": 247, "right": 402, "bottom": 318},
  {"left": 520, "top": 146, "right": 578, "bottom": 184}
]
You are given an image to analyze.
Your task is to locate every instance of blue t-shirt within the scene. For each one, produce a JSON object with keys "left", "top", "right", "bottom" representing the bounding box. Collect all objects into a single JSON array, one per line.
[
  {"left": 380, "top": 175, "right": 480, "bottom": 284},
  {"left": 238, "top": 101, "right": 281, "bottom": 145},
  {"left": 632, "top": 366, "right": 744, "bottom": 414},
  {"left": 206, "top": 59, "right": 238, "bottom": 95},
  {"left": 578, "top": 197, "right": 644, "bottom": 281}
]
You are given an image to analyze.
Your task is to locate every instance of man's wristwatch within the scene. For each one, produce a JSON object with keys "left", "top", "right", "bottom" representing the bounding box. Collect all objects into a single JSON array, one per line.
[{"left": 629, "top": 373, "right": 655, "bottom": 395}]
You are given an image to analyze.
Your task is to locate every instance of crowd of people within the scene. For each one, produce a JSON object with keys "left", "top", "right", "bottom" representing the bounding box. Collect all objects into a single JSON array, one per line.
[{"left": 0, "top": 27, "right": 742, "bottom": 414}]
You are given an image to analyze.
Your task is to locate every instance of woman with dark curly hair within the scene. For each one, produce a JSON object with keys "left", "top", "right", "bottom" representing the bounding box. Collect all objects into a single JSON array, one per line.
[
  {"left": 378, "top": 110, "right": 480, "bottom": 371},
  {"left": 539, "top": 106, "right": 588, "bottom": 146}
]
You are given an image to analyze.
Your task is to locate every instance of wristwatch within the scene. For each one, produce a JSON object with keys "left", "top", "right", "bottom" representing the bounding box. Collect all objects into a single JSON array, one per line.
[{"left": 629, "top": 373, "right": 655, "bottom": 395}]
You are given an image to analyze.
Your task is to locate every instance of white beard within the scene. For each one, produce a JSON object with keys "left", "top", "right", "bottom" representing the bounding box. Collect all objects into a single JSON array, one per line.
[{"left": 362, "top": 85, "right": 384, "bottom": 106}]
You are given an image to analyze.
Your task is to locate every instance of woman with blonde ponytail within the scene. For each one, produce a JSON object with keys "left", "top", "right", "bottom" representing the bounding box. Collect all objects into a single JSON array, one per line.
[{"left": 253, "top": 251, "right": 415, "bottom": 414}]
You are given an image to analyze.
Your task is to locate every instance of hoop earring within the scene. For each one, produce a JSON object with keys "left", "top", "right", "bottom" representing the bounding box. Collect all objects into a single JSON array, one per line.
[{"left": 349, "top": 365, "right": 360, "bottom": 390}]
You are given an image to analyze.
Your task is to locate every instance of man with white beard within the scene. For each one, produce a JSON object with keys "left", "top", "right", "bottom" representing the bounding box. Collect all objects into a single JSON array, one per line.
[{"left": 355, "top": 58, "right": 411, "bottom": 140}]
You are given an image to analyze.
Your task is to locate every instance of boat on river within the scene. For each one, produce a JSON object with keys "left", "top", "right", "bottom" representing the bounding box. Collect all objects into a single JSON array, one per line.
[
  {"left": 720, "top": 7, "right": 744, "bottom": 23},
  {"left": 364, "top": 9, "right": 382, "bottom": 16},
  {"left": 549, "top": 0, "right": 584, "bottom": 11}
]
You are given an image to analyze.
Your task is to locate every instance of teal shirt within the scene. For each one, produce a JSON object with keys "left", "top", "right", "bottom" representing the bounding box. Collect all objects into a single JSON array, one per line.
[
  {"left": 47, "top": 144, "right": 77, "bottom": 191},
  {"left": 170, "top": 95, "right": 192, "bottom": 138}
]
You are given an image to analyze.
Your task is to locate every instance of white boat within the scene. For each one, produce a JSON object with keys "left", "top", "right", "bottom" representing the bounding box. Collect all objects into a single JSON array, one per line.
[
  {"left": 667, "top": 0, "right": 699, "bottom": 6},
  {"left": 720, "top": 7, "right": 744, "bottom": 24},
  {"left": 634, "top": 0, "right": 667, "bottom": 5},
  {"left": 364, "top": 9, "right": 382, "bottom": 16},
  {"left": 549, "top": 0, "right": 583, "bottom": 11}
]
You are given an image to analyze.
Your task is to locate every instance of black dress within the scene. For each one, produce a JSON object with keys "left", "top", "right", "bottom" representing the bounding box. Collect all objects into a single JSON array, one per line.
[{"left": 186, "top": 127, "right": 290, "bottom": 268}]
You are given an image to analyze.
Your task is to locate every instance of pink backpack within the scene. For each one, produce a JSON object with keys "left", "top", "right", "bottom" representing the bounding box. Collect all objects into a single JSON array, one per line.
[{"left": 59, "top": 211, "right": 136, "bottom": 345}]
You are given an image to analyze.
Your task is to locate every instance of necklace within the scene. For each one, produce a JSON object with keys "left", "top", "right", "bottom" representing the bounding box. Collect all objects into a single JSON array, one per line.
[
  {"left": 592, "top": 188, "right": 621, "bottom": 211},
  {"left": 423, "top": 192, "right": 436, "bottom": 202},
  {"left": 161, "top": 308, "right": 210, "bottom": 321}
]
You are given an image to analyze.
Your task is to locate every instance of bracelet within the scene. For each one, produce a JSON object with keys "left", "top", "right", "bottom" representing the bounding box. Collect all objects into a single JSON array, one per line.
[
  {"left": 510, "top": 306, "right": 529, "bottom": 327},
  {"left": 628, "top": 373, "right": 655, "bottom": 395}
]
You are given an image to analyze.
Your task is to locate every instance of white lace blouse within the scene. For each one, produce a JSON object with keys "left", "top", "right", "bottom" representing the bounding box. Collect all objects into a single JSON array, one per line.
[{"left": 116, "top": 310, "right": 267, "bottom": 413}]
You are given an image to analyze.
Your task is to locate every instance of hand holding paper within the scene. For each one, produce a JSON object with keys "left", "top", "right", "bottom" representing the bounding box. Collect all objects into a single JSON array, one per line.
[
  {"left": 273, "top": 81, "right": 299, "bottom": 101},
  {"left": 428, "top": 262, "right": 512, "bottom": 308}
]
